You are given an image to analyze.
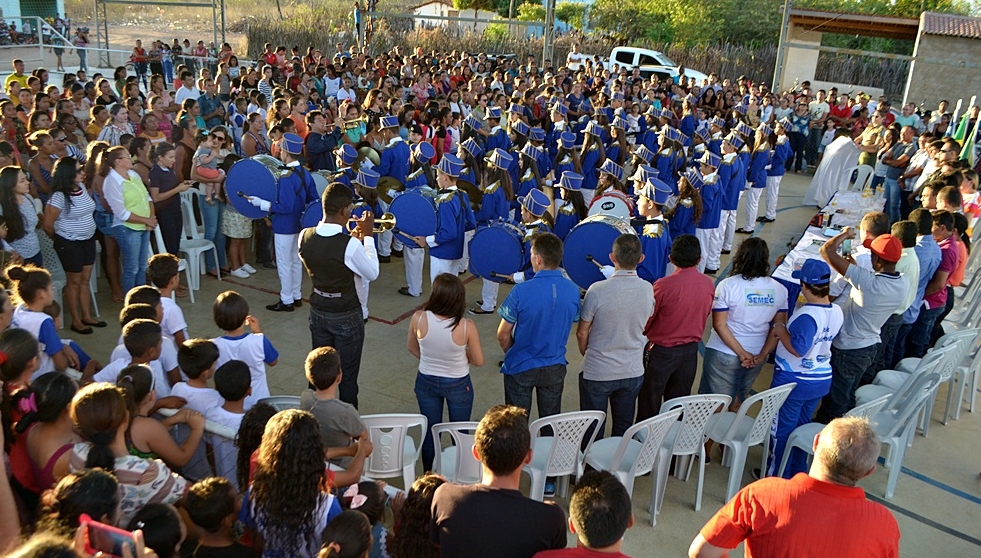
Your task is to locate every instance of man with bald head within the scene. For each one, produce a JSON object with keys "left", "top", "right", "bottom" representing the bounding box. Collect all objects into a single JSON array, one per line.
[{"left": 689, "top": 417, "right": 900, "bottom": 558}]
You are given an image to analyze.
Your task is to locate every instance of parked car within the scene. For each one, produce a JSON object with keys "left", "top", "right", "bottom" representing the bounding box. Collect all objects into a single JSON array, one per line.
[{"left": 608, "top": 46, "right": 709, "bottom": 85}]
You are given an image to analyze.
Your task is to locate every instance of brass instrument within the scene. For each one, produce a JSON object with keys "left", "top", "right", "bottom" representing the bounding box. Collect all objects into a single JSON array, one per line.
[
  {"left": 342, "top": 115, "right": 369, "bottom": 130},
  {"left": 377, "top": 176, "right": 404, "bottom": 204},
  {"left": 347, "top": 212, "right": 397, "bottom": 233},
  {"left": 352, "top": 146, "right": 381, "bottom": 174}
]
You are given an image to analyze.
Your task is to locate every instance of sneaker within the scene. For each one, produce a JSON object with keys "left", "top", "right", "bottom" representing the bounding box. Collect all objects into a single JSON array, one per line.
[
  {"left": 230, "top": 268, "right": 250, "bottom": 279},
  {"left": 242, "top": 263, "right": 257, "bottom": 274},
  {"left": 544, "top": 481, "right": 556, "bottom": 498}
]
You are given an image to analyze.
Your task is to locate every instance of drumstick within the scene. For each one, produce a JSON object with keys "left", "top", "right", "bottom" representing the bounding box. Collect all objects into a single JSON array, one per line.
[
  {"left": 585, "top": 255, "right": 604, "bottom": 270},
  {"left": 489, "top": 271, "right": 512, "bottom": 280}
]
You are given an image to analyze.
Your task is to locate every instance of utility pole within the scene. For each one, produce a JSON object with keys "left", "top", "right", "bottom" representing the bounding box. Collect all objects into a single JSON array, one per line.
[
  {"left": 772, "top": 0, "right": 793, "bottom": 92},
  {"left": 543, "top": 0, "right": 556, "bottom": 67}
]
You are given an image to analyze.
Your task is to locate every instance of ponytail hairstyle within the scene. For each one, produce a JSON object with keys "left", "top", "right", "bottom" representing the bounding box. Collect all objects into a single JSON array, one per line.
[
  {"left": 70, "top": 382, "right": 128, "bottom": 471},
  {"left": 7, "top": 265, "right": 53, "bottom": 306},
  {"left": 37, "top": 468, "right": 120, "bottom": 536},
  {"left": 319, "top": 510, "right": 372, "bottom": 558},
  {"left": 128, "top": 136, "right": 150, "bottom": 158},
  {"left": 98, "top": 145, "right": 130, "bottom": 177},
  {"left": 0, "top": 328, "right": 41, "bottom": 445},
  {"left": 84, "top": 141, "right": 110, "bottom": 188},
  {"left": 15, "top": 371, "right": 77, "bottom": 434},
  {"left": 115, "top": 364, "right": 155, "bottom": 417}
]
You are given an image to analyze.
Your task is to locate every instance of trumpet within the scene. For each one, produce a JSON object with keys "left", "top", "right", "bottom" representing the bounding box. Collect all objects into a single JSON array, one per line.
[
  {"left": 342, "top": 115, "right": 369, "bottom": 130},
  {"left": 347, "top": 212, "right": 397, "bottom": 233}
]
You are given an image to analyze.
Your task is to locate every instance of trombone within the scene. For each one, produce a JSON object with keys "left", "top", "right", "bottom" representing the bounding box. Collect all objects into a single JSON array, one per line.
[{"left": 347, "top": 212, "right": 397, "bottom": 233}]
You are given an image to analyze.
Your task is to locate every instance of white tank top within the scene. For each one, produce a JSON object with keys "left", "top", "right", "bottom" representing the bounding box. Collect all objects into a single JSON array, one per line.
[{"left": 418, "top": 311, "right": 470, "bottom": 379}]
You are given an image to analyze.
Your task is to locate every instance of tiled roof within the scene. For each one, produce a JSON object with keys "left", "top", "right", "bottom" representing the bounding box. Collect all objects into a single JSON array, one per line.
[{"left": 921, "top": 11, "right": 981, "bottom": 40}]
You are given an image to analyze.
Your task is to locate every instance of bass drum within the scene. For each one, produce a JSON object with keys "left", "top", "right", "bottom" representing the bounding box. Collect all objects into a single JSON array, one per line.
[
  {"left": 587, "top": 190, "right": 635, "bottom": 220},
  {"left": 301, "top": 200, "right": 322, "bottom": 229},
  {"left": 563, "top": 214, "right": 637, "bottom": 290},
  {"left": 226, "top": 154, "right": 288, "bottom": 219},
  {"left": 468, "top": 220, "right": 526, "bottom": 283},
  {"left": 388, "top": 188, "right": 438, "bottom": 244},
  {"left": 311, "top": 170, "right": 334, "bottom": 198}
]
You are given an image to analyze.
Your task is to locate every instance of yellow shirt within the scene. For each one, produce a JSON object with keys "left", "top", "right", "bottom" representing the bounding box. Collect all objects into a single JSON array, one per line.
[
  {"left": 4, "top": 73, "right": 28, "bottom": 90},
  {"left": 122, "top": 175, "right": 151, "bottom": 230}
]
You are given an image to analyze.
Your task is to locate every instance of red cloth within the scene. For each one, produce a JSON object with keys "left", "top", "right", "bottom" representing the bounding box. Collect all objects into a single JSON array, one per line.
[
  {"left": 535, "top": 547, "right": 632, "bottom": 558},
  {"left": 644, "top": 266, "right": 714, "bottom": 347},
  {"left": 700, "top": 474, "right": 899, "bottom": 558}
]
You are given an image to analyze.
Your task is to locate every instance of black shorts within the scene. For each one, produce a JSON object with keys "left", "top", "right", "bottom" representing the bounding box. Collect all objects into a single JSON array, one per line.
[{"left": 54, "top": 235, "right": 96, "bottom": 273}]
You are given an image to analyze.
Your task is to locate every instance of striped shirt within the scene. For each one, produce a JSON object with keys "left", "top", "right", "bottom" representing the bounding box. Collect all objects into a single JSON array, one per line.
[
  {"left": 0, "top": 197, "right": 40, "bottom": 258},
  {"left": 48, "top": 185, "right": 97, "bottom": 241}
]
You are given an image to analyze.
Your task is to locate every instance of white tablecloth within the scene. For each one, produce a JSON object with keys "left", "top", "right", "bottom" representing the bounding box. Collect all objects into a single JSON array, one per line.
[{"left": 803, "top": 136, "right": 860, "bottom": 207}]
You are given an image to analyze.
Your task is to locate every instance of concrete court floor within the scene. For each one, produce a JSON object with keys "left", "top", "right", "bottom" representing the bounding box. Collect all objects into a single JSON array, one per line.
[{"left": 74, "top": 171, "right": 981, "bottom": 557}]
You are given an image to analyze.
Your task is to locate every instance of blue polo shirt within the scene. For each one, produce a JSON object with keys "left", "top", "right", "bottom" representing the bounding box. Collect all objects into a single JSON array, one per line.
[{"left": 498, "top": 269, "right": 580, "bottom": 375}]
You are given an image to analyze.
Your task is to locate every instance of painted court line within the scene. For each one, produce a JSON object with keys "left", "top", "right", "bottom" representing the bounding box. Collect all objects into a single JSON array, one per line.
[{"left": 866, "top": 493, "right": 981, "bottom": 547}]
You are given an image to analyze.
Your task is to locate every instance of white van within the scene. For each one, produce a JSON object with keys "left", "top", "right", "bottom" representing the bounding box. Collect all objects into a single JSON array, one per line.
[{"left": 608, "top": 47, "right": 709, "bottom": 84}]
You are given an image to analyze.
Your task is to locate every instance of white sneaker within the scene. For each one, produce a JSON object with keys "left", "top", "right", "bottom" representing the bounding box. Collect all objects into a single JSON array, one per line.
[
  {"left": 242, "top": 263, "right": 257, "bottom": 274},
  {"left": 230, "top": 268, "right": 250, "bottom": 279}
]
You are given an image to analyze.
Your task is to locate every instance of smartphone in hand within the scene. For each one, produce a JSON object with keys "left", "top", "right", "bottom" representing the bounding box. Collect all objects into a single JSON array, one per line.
[{"left": 80, "top": 514, "right": 136, "bottom": 558}]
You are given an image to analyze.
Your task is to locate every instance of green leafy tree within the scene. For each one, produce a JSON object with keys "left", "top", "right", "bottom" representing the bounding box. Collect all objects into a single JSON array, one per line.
[
  {"left": 517, "top": 2, "right": 546, "bottom": 21},
  {"left": 555, "top": 2, "right": 586, "bottom": 30}
]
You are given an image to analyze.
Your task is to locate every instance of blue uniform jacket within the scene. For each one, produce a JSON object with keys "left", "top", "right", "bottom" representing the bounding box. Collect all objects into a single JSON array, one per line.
[
  {"left": 430, "top": 189, "right": 476, "bottom": 260},
  {"left": 636, "top": 217, "right": 671, "bottom": 283},
  {"left": 767, "top": 139, "right": 791, "bottom": 178},
  {"left": 697, "top": 175, "right": 722, "bottom": 230},
  {"left": 580, "top": 145, "right": 601, "bottom": 192},
  {"left": 719, "top": 155, "right": 741, "bottom": 211},
  {"left": 269, "top": 166, "right": 318, "bottom": 234},
  {"left": 748, "top": 144, "right": 771, "bottom": 188},
  {"left": 377, "top": 139, "right": 411, "bottom": 184}
]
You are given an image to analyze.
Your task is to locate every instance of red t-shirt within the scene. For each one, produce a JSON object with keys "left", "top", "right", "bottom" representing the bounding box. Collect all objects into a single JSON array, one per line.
[
  {"left": 645, "top": 267, "right": 715, "bottom": 347},
  {"left": 829, "top": 104, "right": 851, "bottom": 127},
  {"left": 700, "top": 474, "right": 899, "bottom": 558},
  {"left": 535, "top": 547, "right": 631, "bottom": 558}
]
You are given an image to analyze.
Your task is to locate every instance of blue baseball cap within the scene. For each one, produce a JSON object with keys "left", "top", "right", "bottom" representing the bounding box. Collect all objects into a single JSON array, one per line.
[
  {"left": 282, "top": 132, "right": 304, "bottom": 155},
  {"left": 520, "top": 188, "right": 549, "bottom": 217},
  {"left": 792, "top": 258, "right": 832, "bottom": 285}
]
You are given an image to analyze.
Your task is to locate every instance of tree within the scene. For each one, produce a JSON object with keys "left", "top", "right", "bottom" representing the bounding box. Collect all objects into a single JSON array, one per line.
[
  {"left": 555, "top": 2, "right": 586, "bottom": 30},
  {"left": 455, "top": 0, "right": 499, "bottom": 30},
  {"left": 517, "top": 2, "right": 547, "bottom": 22}
]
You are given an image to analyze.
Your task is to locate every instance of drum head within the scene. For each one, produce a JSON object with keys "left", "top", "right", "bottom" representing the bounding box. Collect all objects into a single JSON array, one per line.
[
  {"left": 563, "top": 215, "right": 636, "bottom": 290},
  {"left": 301, "top": 200, "right": 323, "bottom": 229},
  {"left": 587, "top": 192, "right": 633, "bottom": 220},
  {"left": 312, "top": 171, "right": 331, "bottom": 197},
  {"left": 389, "top": 191, "right": 438, "bottom": 238},
  {"left": 469, "top": 223, "right": 525, "bottom": 283},
  {"left": 227, "top": 155, "right": 284, "bottom": 219}
]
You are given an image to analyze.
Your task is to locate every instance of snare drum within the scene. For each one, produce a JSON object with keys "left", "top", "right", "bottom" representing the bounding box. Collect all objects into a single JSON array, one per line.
[
  {"left": 563, "top": 214, "right": 637, "bottom": 289},
  {"left": 226, "top": 154, "right": 288, "bottom": 219},
  {"left": 301, "top": 200, "right": 322, "bottom": 229},
  {"left": 587, "top": 190, "right": 635, "bottom": 220},
  {"left": 468, "top": 220, "right": 526, "bottom": 283},
  {"left": 389, "top": 188, "right": 439, "bottom": 244}
]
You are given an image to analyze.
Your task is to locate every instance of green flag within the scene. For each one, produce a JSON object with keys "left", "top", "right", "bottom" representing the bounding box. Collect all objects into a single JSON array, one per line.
[
  {"left": 960, "top": 116, "right": 980, "bottom": 166},
  {"left": 952, "top": 114, "right": 970, "bottom": 142}
]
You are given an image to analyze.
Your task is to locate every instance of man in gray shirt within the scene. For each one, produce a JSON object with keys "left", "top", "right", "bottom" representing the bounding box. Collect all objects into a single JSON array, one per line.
[
  {"left": 816, "top": 229, "right": 909, "bottom": 423},
  {"left": 576, "top": 234, "right": 655, "bottom": 438}
]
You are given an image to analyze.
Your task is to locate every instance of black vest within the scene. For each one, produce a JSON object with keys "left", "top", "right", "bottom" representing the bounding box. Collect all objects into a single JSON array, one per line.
[{"left": 299, "top": 228, "right": 359, "bottom": 313}]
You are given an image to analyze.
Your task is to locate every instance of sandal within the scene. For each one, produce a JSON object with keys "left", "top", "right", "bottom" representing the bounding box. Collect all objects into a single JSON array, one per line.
[{"left": 82, "top": 320, "right": 108, "bottom": 328}]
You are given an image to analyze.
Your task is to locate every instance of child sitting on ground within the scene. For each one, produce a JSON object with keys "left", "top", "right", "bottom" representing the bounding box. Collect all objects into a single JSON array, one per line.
[
  {"left": 205, "top": 359, "right": 252, "bottom": 490},
  {"left": 183, "top": 477, "right": 259, "bottom": 558},
  {"left": 212, "top": 291, "right": 277, "bottom": 409}
]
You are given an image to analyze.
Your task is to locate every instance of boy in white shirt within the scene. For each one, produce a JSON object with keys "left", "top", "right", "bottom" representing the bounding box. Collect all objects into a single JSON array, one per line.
[
  {"left": 172, "top": 338, "right": 223, "bottom": 480},
  {"left": 146, "top": 254, "right": 189, "bottom": 344},
  {"left": 205, "top": 359, "right": 252, "bottom": 490},
  {"left": 91, "top": 319, "right": 170, "bottom": 397},
  {"left": 110, "top": 303, "right": 181, "bottom": 386},
  {"left": 212, "top": 291, "right": 278, "bottom": 409}
]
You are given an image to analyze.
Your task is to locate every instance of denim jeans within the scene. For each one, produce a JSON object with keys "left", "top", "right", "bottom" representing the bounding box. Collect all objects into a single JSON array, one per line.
[
  {"left": 309, "top": 307, "right": 365, "bottom": 407},
  {"left": 503, "top": 363, "right": 566, "bottom": 419},
  {"left": 699, "top": 347, "right": 766, "bottom": 404},
  {"left": 907, "top": 305, "right": 945, "bottom": 359},
  {"left": 890, "top": 321, "right": 914, "bottom": 369},
  {"left": 415, "top": 373, "right": 474, "bottom": 471},
  {"left": 113, "top": 225, "right": 149, "bottom": 294},
  {"left": 884, "top": 178, "right": 902, "bottom": 224},
  {"left": 579, "top": 373, "right": 643, "bottom": 439},
  {"left": 816, "top": 344, "right": 879, "bottom": 423},
  {"left": 871, "top": 313, "right": 904, "bottom": 384},
  {"left": 198, "top": 199, "right": 226, "bottom": 272},
  {"left": 768, "top": 391, "right": 823, "bottom": 478},
  {"left": 806, "top": 128, "right": 823, "bottom": 166},
  {"left": 788, "top": 132, "right": 807, "bottom": 172}
]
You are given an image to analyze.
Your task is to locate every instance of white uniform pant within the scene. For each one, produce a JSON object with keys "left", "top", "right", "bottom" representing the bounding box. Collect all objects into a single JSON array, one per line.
[
  {"left": 765, "top": 175, "right": 783, "bottom": 220},
  {"left": 376, "top": 199, "right": 392, "bottom": 257},
  {"left": 721, "top": 208, "right": 739, "bottom": 251},
  {"left": 479, "top": 278, "right": 500, "bottom": 311},
  {"left": 403, "top": 245, "right": 425, "bottom": 297},
  {"left": 457, "top": 230, "right": 475, "bottom": 274},
  {"left": 430, "top": 256, "right": 459, "bottom": 285},
  {"left": 696, "top": 227, "right": 721, "bottom": 272},
  {"left": 274, "top": 233, "right": 302, "bottom": 304},
  {"left": 355, "top": 275, "right": 369, "bottom": 319},
  {"left": 743, "top": 187, "right": 764, "bottom": 230}
]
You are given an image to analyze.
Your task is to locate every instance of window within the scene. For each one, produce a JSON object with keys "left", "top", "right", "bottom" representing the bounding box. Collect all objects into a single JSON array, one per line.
[{"left": 615, "top": 51, "right": 633, "bottom": 64}]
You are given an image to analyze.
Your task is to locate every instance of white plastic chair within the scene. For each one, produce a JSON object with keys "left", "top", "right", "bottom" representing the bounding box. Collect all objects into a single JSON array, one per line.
[
  {"left": 873, "top": 371, "right": 942, "bottom": 499},
  {"left": 708, "top": 383, "right": 797, "bottom": 502},
  {"left": 841, "top": 164, "right": 875, "bottom": 191},
  {"left": 651, "top": 394, "right": 730, "bottom": 515},
  {"left": 150, "top": 225, "right": 194, "bottom": 303},
  {"left": 523, "top": 410, "right": 605, "bottom": 502},
  {"left": 951, "top": 335, "right": 981, "bottom": 419},
  {"left": 583, "top": 408, "right": 682, "bottom": 526},
  {"left": 178, "top": 187, "right": 220, "bottom": 290},
  {"left": 257, "top": 395, "right": 302, "bottom": 411},
  {"left": 361, "top": 414, "right": 427, "bottom": 490},
  {"left": 431, "top": 421, "right": 481, "bottom": 484},
  {"left": 156, "top": 408, "right": 238, "bottom": 484},
  {"left": 775, "top": 395, "right": 891, "bottom": 478},
  {"left": 875, "top": 328, "right": 979, "bottom": 427}
]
